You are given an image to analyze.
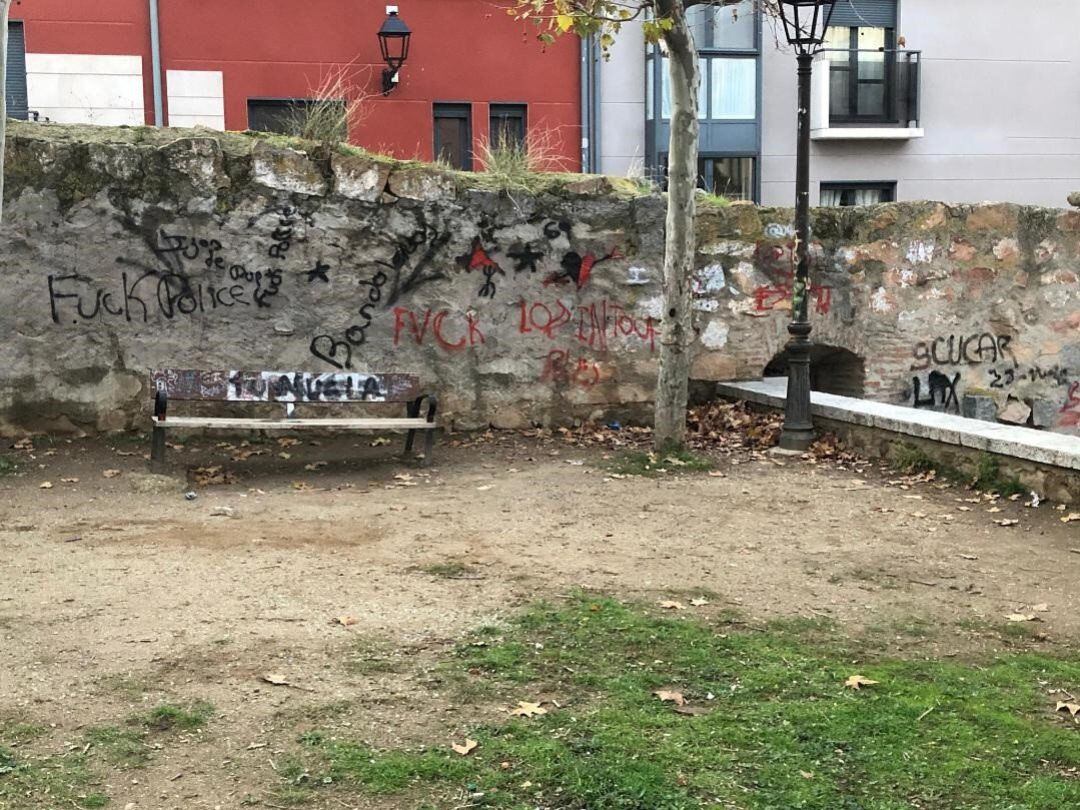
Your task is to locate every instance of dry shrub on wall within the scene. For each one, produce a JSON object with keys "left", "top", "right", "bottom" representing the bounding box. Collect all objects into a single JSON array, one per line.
[
  {"left": 474, "top": 126, "right": 574, "bottom": 192},
  {"left": 287, "top": 65, "right": 375, "bottom": 149}
]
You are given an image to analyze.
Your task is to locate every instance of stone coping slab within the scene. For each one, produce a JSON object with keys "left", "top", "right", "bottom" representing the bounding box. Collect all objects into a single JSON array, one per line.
[{"left": 716, "top": 378, "right": 1080, "bottom": 473}]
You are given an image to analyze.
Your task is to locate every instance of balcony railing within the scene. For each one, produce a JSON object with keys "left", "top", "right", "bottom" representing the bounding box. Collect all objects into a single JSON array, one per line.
[{"left": 811, "top": 49, "right": 923, "bottom": 140}]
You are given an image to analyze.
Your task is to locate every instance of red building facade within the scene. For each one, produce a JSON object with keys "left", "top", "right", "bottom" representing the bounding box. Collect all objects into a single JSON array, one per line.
[{"left": 8, "top": 0, "right": 581, "bottom": 169}]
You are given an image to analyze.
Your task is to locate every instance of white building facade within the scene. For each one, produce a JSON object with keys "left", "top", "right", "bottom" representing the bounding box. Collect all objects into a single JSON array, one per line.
[{"left": 587, "top": 0, "right": 1080, "bottom": 208}]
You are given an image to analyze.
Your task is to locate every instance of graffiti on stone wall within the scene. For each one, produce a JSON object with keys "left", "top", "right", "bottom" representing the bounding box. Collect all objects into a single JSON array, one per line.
[
  {"left": 309, "top": 268, "right": 389, "bottom": 370},
  {"left": 911, "top": 333, "right": 1016, "bottom": 371},
  {"left": 910, "top": 370, "right": 962, "bottom": 413},
  {"left": 1060, "top": 383, "right": 1080, "bottom": 429}
]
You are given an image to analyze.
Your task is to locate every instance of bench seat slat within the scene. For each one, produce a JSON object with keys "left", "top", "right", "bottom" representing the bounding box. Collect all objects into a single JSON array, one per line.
[{"left": 152, "top": 417, "right": 436, "bottom": 430}]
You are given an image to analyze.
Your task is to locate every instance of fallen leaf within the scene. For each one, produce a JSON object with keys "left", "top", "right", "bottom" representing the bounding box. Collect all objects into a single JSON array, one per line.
[
  {"left": 844, "top": 675, "right": 879, "bottom": 690},
  {"left": 799, "top": 771, "right": 815, "bottom": 780},
  {"left": 707, "top": 471, "right": 726, "bottom": 477},
  {"left": 1062, "top": 513, "right": 1080, "bottom": 524},
  {"left": 277, "top": 438, "right": 300, "bottom": 448},
  {"left": 278, "top": 452, "right": 292, "bottom": 460},
  {"left": 39, "top": 481, "right": 53, "bottom": 489},
  {"left": 1006, "top": 613, "right": 1039, "bottom": 623},
  {"left": 292, "top": 481, "right": 313, "bottom": 491},
  {"left": 476, "top": 485, "right": 493, "bottom": 492},
  {"left": 653, "top": 689, "right": 686, "bottom": 706},
  {"left": 333, "top": 615, "right": 358, "bottom": 627},
  {"left": 304, "top": 461, "right": 328, "bottom": 471},
  {"left": 959, "top": 554, "right": 978, "bottom": 560},
  {"left": 1057, "top": 701, "right": 1080, "bottom": 716},
  {"left": 509, "top": 701, "right": 547, "bottom": 718},
  {"left": 689, "top": 597, "right": 710, "bottom": 607},
  {"left": 451, "top": 738, "right": 478, "bottom": 756},
  {"left": 987, "top": 506, "right": 1003, "bottom": 513},
  {"left": 192, "top": 466, "right": 235, "bottom": 486},
  {"left": 957, "top": 506, "right": 972, "bottom": 512},
  {"left": 994, "top": 519, "right": 1019, "bottom": 527},
  {"left": 1032, "top": 603, "right": 1050, "bottom": 613},
  {"left": 261, "top": 673, "right": 290, "bottom": 686},
  {"left": 103, "top": 469, "right": 121, "bottom": 478},
  {"left": 60, "top": 477, "right": 79, "bottom": 483},
  {"left": 659, "top": 600, "right": 686, "bottom": 610},
  {"left": 370, "top": 437, "right": 392, "bottom": 447}
]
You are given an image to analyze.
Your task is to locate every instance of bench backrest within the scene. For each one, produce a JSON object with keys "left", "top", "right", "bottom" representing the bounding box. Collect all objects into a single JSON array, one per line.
[{"left": 151, "top": 369, "right": 421, "bottom": 404}]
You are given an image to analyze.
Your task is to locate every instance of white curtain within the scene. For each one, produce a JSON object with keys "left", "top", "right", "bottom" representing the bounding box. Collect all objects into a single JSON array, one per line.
[{"left": 710, "top": 58, "right": 756, "bottom": 120}]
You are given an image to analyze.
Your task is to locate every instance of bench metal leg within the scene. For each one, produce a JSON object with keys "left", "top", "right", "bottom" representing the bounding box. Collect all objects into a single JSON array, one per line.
[
  {"left": 150, "top": 389, "right": 168, "bottom": 472},
  {"left": 404, "top": 397, "right": 421, "bottom": 456},
  {"left": 421, "top": 394, "right": 438, "bottom": 466}
]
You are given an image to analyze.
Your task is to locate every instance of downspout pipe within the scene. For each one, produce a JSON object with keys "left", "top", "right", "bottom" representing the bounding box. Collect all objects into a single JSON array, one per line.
[
  {"left": 148, "top": 0, "right": 164, "bottom": 125},
  {"left": 580, "top": 36, "right": 591, "bottom": 172}
]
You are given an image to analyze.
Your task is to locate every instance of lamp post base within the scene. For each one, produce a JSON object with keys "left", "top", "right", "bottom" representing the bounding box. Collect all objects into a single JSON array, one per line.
[{"left": 778, "top": 321, "right": 815, "bottom": 451}]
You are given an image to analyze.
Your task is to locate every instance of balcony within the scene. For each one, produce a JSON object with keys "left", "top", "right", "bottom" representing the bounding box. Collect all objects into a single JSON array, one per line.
[{"left": 811, "top": 49, "right": 923, "bottom": 141}]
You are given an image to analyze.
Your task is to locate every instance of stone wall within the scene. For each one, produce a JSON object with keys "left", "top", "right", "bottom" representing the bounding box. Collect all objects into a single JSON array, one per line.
[{"left": 1, "top": 122, "right": 1078, "bottom": 436}]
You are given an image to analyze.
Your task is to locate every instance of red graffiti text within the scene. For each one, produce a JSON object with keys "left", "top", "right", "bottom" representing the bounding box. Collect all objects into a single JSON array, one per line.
[
  {"left": 392, "top": 307, "right": 485, "bottom": 351},
  {"left": 540, "top": 349, "right": 603, "bottom": 389},
  {"left": 517, "top": 298, "right": 656, "bottom": 352}
]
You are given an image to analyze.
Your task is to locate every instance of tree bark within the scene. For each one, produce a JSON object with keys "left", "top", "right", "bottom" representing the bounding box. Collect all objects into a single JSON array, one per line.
[
  {"left": 652, "top": 0, "right": 699, "bottom": 451},
  {"left": 0, "top": 0, "right": 9, "bottom": 226}
]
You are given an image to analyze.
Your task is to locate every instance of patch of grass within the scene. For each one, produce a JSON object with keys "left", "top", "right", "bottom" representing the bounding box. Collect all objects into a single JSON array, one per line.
[
  {"left": 606, "top": 447, "right": 713, "bottom": 477},
  {"left": 414, "top": 560, "right": 476, "bottom": 579},
  {"left": 0, "top": 455, "right": 17, "bottom": 476},
  {"left": 0, "top": 721, "right": 47, "bottom": 746},
  {"left": 134, "top": 701, "right": 214, "bottom": 732},
  {"left": 289, "top": 594, "right": 1080, "bottom": 809},
  {"left": 891, "top": 443, "right": 1027, "bottom": 496},
  {"left": 85, "top": 726, "right": 149, "bottom": 768},
  {"left": 973, "top": 453, "right": 1027, "bottom": 497},
  {"left": 0, "top": 745, "right": 108, "bottom": 808},
  {"left": 344, "top": 639, "right": 403, "bottom": 676}
]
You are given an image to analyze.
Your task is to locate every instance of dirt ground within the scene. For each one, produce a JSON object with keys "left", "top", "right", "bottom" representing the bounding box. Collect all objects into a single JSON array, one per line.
[{"left": 1, "top": 424, "right": 1078, "bottom": 809}]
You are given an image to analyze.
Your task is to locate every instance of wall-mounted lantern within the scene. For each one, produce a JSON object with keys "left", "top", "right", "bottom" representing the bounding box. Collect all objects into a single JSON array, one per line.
[{"left": 378, "top": 6, "right": 412, "bottom": 95}]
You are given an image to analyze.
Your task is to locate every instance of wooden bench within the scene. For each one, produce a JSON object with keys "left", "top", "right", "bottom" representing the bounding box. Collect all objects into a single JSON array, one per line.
[{"left": 149, "top": 369, "right": 437, "bottom": 471}]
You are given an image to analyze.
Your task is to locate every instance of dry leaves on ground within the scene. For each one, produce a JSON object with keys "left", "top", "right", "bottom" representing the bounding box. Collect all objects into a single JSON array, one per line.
[
  {"left": 452, "top": 739, "right": 478, "bottom": 756},
  {"left": 844, "top": 675, "right": 879, "bottom": 690},
  {"left": 38, "top": 481, "right": 53, "bottom": 489},
  {"left": 653, "top": 689, "right": 686, "bottom": 706},
  {"left": 1057, "top": 702, "right": 1080, "bottom": 717},
  {"left": 508, "top": 701, "right": 547, "bottom": 718},
  {"left": 332, "top": 615, "right": 358, "bottom": 627},
  {"left": 192, "top": 466, "right": 235, "bottom": 486},
  {"left": 689, "top": 597, "right": 710, "bottom": 607},
  {"left": 102, "top": 469, "right": 121, "bottom": 478},
  {"left": 1063, "top": 513, "right": 1080, "bottom": 524},
  {"left": 994, "top": 519, "right": 1020, "bottom": 527},
  {"left": 659, "top": 600, "right": 687, "bottom": 610}
]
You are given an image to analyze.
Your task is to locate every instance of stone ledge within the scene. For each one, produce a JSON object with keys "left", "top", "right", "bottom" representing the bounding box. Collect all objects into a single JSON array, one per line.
[{"left": 716, "top": 378, "right": 1080, "bottom": 473}]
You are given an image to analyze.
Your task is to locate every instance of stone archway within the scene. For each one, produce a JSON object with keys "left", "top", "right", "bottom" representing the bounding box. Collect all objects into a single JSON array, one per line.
[{"left": 763, "top": 345, "right": 866, "bottom": 398}]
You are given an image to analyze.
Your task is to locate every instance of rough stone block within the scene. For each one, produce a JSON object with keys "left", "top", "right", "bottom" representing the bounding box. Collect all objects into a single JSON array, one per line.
[
  {"left": 386, "top": 167, "right": 456, "bottom": 201},
  {"left": 962, "top": 394, "right": 998, "bottom": 423},
  {"left": 251, "top": 141, "right": 327, "bottom": 196},
  {"left": 998, "top": 397, "right": 1032, "bottom": 425},
  {"left": 1032, "top": 398, "right": 1061, "bottom": 429},
  {"left": 331, "top": 153, "right": 390, "bottom": 201}
]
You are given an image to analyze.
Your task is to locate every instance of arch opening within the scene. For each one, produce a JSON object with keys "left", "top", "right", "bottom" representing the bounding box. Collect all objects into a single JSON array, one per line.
[{"left": 763, "top": 345, "right": 866, "bottom": 398}]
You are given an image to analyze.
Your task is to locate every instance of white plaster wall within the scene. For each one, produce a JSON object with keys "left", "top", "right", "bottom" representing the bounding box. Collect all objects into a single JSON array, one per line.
[
  {"left": 167, "top": 70, "right": 225, "bottom": 129},
  {"left": 597, "top": 21, "right": 646, "bottom": 177},
  {"left": 25, "top": 54, "right": 144, "bottom": 126},
  {"left": 759, "top": 2, "right": 1080, "bottom": 207}
]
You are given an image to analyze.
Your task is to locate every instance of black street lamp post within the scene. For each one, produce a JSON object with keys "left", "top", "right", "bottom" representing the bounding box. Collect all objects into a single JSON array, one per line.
[
  {"left": 775, "top": 0, "right": 837, "bottom": 451},
  {"left": 378, "top": 8, "right": 412, "bottom": 95}
]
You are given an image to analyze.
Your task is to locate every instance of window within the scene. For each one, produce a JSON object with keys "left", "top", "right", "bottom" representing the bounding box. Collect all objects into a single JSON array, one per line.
[
  {"left": 699, "top": 156, "right": 755, "bottom": 201},
  {"left": 434, "top": 103, "right": 472, "bottom": 170},
  {"left": 5, "top": 21, "right": 28, "bottom": 121},
  {"left": 820, "top": 182, "right": 895, "bottom": 207},
  {"left": 687, "top": 0, "right": 756, "bottom": 50},
  {"left": 661, "top": 56, "right": 756, "bottom": 121},
  {"left": 489, "top": 104, "right": 526, "bottom": 149},
  {"left": 247, "top": 98, "right": 346, "bottom": 139},
  {"left": 825, "top": 25, "right": 894, "bottom": 121}
]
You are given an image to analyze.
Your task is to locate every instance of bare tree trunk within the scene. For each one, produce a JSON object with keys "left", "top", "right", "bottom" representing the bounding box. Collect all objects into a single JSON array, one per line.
[
  {"left": 652, "top": 0, "right": 699, "bottom": 451},
  {"left": 0, "top": 0, "right": 9, "bottom": 226}
]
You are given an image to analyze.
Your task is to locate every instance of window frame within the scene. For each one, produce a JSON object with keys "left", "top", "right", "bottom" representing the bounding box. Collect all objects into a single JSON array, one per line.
[
  {"left": 820, "top": 181, "right": 897, "bottom": 207},
  {"left": 433, "top": 102, "right": 473, "bottom": 171},
  {"left": 5, "top": 20, "right": 29, "bottom": 121},
  {"left": 489, "top": 103, "right": 527, "bottom": 150},
  {"left": 827, "top": 26, "right": 896, "bottom": 124},
  {"left": 246, "top": 97, "right": 347, "bottom": 138}
]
